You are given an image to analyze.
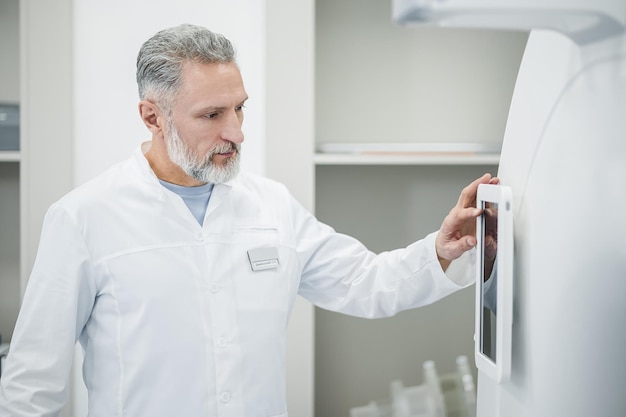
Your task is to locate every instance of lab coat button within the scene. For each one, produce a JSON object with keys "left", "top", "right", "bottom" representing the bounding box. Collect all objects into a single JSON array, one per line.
[
  {"left": 218, "top": 337, "right": 229, "bottom": 348},
  {"left": 220, "top": 391, "right": 231, "bottom": 403},
  {"left": 210, "top": 284, "right": 221, "bottom": 293}
]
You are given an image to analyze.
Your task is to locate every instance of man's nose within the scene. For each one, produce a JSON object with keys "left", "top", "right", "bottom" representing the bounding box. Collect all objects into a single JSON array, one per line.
[{"left": 221, "top": 111, "right": 244, "bottom": 144}]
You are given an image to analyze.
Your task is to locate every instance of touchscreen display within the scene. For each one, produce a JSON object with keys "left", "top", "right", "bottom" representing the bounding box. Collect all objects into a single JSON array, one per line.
[{"left": 481, "top": 201, "right": 498, "bottom": 363}]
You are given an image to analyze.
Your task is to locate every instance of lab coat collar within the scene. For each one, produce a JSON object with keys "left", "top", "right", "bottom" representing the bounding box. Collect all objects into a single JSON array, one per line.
[{"left": 132, "top": 143, "right": 236, "bottom": 221}]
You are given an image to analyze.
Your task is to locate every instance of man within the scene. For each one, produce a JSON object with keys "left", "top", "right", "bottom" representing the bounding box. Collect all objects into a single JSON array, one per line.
[{"left": 0, "top": 24, "right": 498, "bottom": 417}]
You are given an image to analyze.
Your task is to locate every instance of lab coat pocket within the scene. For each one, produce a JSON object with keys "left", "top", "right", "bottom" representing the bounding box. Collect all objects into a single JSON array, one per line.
[
  {"left": 230, "top": 226, "right": 295, "bottom": 315},
  {"left": 236, "top": 247, "right": 292, "bottom": 315}
]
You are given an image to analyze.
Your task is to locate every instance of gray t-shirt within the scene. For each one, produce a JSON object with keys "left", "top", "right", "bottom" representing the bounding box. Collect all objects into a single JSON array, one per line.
[{"left": 159, "top": 180, "right": 214, "bottom": 225}]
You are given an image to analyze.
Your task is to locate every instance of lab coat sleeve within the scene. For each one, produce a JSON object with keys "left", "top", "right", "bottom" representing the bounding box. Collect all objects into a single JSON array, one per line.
[
  {"left": 290, "top": 195, "right": 473, "bottom": 319},
  {"left": 445, "top": 248, "right": 475, "bottom": 288},
  {"left": 0, "top": 204, "right": 97, "bottom": 417}
]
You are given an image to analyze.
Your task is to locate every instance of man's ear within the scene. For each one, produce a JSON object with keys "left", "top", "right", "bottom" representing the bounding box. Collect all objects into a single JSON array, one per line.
[{"left": 138, "top": 100, "right": 165, "bottom": 135}]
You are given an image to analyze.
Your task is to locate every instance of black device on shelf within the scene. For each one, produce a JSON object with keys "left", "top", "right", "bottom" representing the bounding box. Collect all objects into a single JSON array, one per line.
[{"left": 0, "top": 104, "right": 19, "bottom": 151}]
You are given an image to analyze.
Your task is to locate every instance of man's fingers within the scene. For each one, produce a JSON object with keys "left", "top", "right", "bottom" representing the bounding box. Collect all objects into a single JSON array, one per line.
[
  {"left": 438, "top": 174, "right": 498, "bottom": 262},
  {"left": 441, "top": 207, "right": 481, "bottom": 240},
  {"left": 451, "top": 207, "right": 482, "bottom": 226},
  {"left": 457, "top": 173, "right": 494, "bottom": 208},
  {"left": 440, "top": 235, "right": 478, "bottom": 261}
]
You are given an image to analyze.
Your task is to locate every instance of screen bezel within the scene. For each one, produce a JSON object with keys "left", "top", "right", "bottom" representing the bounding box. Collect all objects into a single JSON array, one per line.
[{"left": 475, "top": 184, "right": 514, "bottom": 383}]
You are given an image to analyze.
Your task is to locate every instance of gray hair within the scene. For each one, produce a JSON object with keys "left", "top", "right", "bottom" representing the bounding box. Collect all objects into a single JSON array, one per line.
[{"left": 136, "top": 24, "right": 236, "bottom": 111}]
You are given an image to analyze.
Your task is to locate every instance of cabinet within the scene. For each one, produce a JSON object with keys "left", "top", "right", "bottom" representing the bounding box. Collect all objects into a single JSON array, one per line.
[
  {"left": 0, "top": 155, "right": 19, "bottom": 344},
  {"left": 312, "top": 0, "right": 528, "bottom": 416},
  {"left": 0, "top": 0, "right": 20, "bottom": 344},
  {"left": 0, "top": 0, "right": 74, "bottom": 355}
]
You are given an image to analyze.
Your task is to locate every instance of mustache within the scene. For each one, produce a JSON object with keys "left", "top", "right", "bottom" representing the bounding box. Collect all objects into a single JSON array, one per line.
[{"left": 209, "top": 142, "right": 240, "bottom": 157}]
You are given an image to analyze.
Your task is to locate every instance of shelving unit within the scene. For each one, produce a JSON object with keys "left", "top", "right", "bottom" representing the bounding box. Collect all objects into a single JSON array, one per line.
[
  {"left": 312, "top": 1, "right": 527, "bottom": 416},
  {"left": 314, "top": 151, "right": 500, "bottom": 166},
  {"left": 0, "top": 0, "right": 21, "bottom": 346},
  {"left": 0, "top": 151, "right": 20, "bottom": 162},
  {"left": 0, "top": 159, "right": 20, "bottom": 345}
]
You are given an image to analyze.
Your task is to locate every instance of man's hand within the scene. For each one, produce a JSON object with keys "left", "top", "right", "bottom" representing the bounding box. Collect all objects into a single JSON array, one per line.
[{"left": 436, "top": 173, "right": 499, "bottom": 271}]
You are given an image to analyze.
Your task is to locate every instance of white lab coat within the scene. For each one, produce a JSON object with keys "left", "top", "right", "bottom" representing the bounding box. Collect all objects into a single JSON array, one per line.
[{"left": 0, "top": 146, "right": 473, "bottom": 417}]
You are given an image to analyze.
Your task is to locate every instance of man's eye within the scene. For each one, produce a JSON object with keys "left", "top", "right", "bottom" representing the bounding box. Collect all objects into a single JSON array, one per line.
[{"left": 205, "top": 112, "right": 219, "bottom": 119}]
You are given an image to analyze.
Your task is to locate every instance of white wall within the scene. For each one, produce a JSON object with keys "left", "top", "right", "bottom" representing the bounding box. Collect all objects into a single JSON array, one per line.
[
  {"left": 315, "top": 0, "right": 527, "bottom": 149},
  {"left": 264, "top": 1, "right": 315, "bottom": 416}
]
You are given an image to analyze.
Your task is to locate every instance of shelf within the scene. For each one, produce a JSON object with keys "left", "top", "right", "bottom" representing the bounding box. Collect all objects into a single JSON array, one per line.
[
  {"left": 314, "top": 152, "right": 500, "bottom": 166},
  {"left": 0, "top": 151, "right": 20, "bottom": 162},
  {"left": 314, "top": 142, "right": 501, "bottom": 166}
]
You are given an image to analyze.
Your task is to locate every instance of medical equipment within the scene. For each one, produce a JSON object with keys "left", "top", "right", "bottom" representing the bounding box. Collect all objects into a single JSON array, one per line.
[{"left": 394, "top": 0, "right": 626, "bottom": 415}]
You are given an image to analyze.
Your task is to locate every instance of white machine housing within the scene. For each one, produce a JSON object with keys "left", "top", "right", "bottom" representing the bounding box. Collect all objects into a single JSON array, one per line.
[
  {"left": 393, "top": 0, "right": 626, "bottom": 44},
  {"left": 394, "top": 1, "right": 626, "bottom": 416}
]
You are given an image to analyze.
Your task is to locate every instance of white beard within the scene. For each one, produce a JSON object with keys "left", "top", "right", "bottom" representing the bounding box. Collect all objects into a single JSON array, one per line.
[{"left": 164, "top": 119, "right": 241, "bottom": 184}]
